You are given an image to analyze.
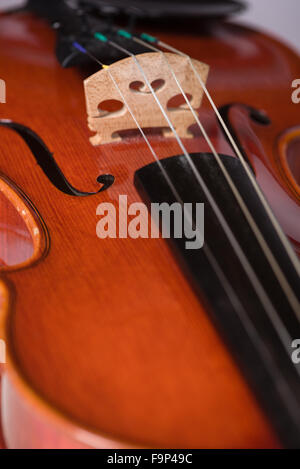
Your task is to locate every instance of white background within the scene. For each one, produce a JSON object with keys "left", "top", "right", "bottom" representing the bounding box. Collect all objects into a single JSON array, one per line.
[
  {"left": 236, "top": 0, "right": 300, "bottom": 53},
  {"left": 0, "top": 0, "right": 299, "bottom": 53}
]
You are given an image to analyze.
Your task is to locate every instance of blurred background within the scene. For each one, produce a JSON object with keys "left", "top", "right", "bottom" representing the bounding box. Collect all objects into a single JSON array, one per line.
[
  {"left": 0, "top": 0, "right": 299, "bottom": 52},
  {"left": 235, "top": 0, "right": 300, "bottom": 53}
]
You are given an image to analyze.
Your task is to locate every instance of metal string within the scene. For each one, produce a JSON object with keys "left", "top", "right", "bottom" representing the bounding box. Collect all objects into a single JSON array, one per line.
[
  {"left": 100, "top": 37, "right": 298, "bottom": 365},
  {"left": 153, "top": 37, "right": 300, "bottom": 280},
  {"left": 130, "top": 34, "right": 300, "bottom": 319},
  {"left": 73, "top": 41, "right": 300, "bottom": 424}
]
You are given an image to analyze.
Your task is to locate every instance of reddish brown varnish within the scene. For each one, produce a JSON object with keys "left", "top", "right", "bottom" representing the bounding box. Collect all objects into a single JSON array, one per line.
[{"left": 0, "top": 12, "right": 299, "bottom": 449}]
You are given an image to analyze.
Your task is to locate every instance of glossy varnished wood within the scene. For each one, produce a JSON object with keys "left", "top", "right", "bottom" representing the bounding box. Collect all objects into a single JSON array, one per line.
[
  {"left": 84, "top": 51, "right": 209, "bottom": 145},
  {"left": 0, "top": 12, "right": 299, "bottom": 448}
]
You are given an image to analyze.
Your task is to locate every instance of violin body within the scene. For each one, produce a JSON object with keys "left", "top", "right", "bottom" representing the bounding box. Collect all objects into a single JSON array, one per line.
[{"left": 0, "top": 10, "right": 299, "bottom": 449}]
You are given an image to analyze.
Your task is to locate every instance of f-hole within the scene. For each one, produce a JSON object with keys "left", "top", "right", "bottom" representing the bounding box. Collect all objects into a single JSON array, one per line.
[{"left": 0, "top": 120, "right": 114, "bottom": 196}]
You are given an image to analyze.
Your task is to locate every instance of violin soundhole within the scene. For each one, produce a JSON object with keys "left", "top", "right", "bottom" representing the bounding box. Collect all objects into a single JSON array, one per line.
[
  {"left": 0, "top": 176, "right": 48, "bottom": 271},
  {"left": 286, "top": 137, "right": 300, "bottom": 186},
  {"left": 278, "top": 127, "right": 300, "bottom": 198}
]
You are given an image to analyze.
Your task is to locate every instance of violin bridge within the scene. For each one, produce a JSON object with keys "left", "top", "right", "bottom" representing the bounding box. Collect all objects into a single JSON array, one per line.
[{"left": 83, "top": 52, "right": 209, "bottom": 145}]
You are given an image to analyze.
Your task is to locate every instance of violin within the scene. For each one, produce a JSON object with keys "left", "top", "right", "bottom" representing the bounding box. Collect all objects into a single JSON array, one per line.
[{"left": 0, "top": 0, "right": 299, "bottom": 449}]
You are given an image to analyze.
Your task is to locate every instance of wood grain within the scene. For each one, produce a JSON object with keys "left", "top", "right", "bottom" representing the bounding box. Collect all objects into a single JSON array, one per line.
[
  {"left": 0, "top": 11, "right": 299, "bottom": 448},
  {"left": 84, "top": 52, "right": 209, "bottom": 145}
]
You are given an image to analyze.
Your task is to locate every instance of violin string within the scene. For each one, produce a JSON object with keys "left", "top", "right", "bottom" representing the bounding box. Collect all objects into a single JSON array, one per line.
[
  {"left": 91, "top": 36, "right": 298, "bottom": 364},
  {"left": 129, "top": 33, "right": 300, "bottom": 319},
  {"left": 73, "top": 43, "right": 300, "bottom": 413},
  {"left": 73, "top": 42, "right": 247, "bottom": 316},
  {"left": 145, "top": 35, "right": 300, "bottom": 279},
  {"left": 73, "top": 42, "right": 182, "bottom": 202}
]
